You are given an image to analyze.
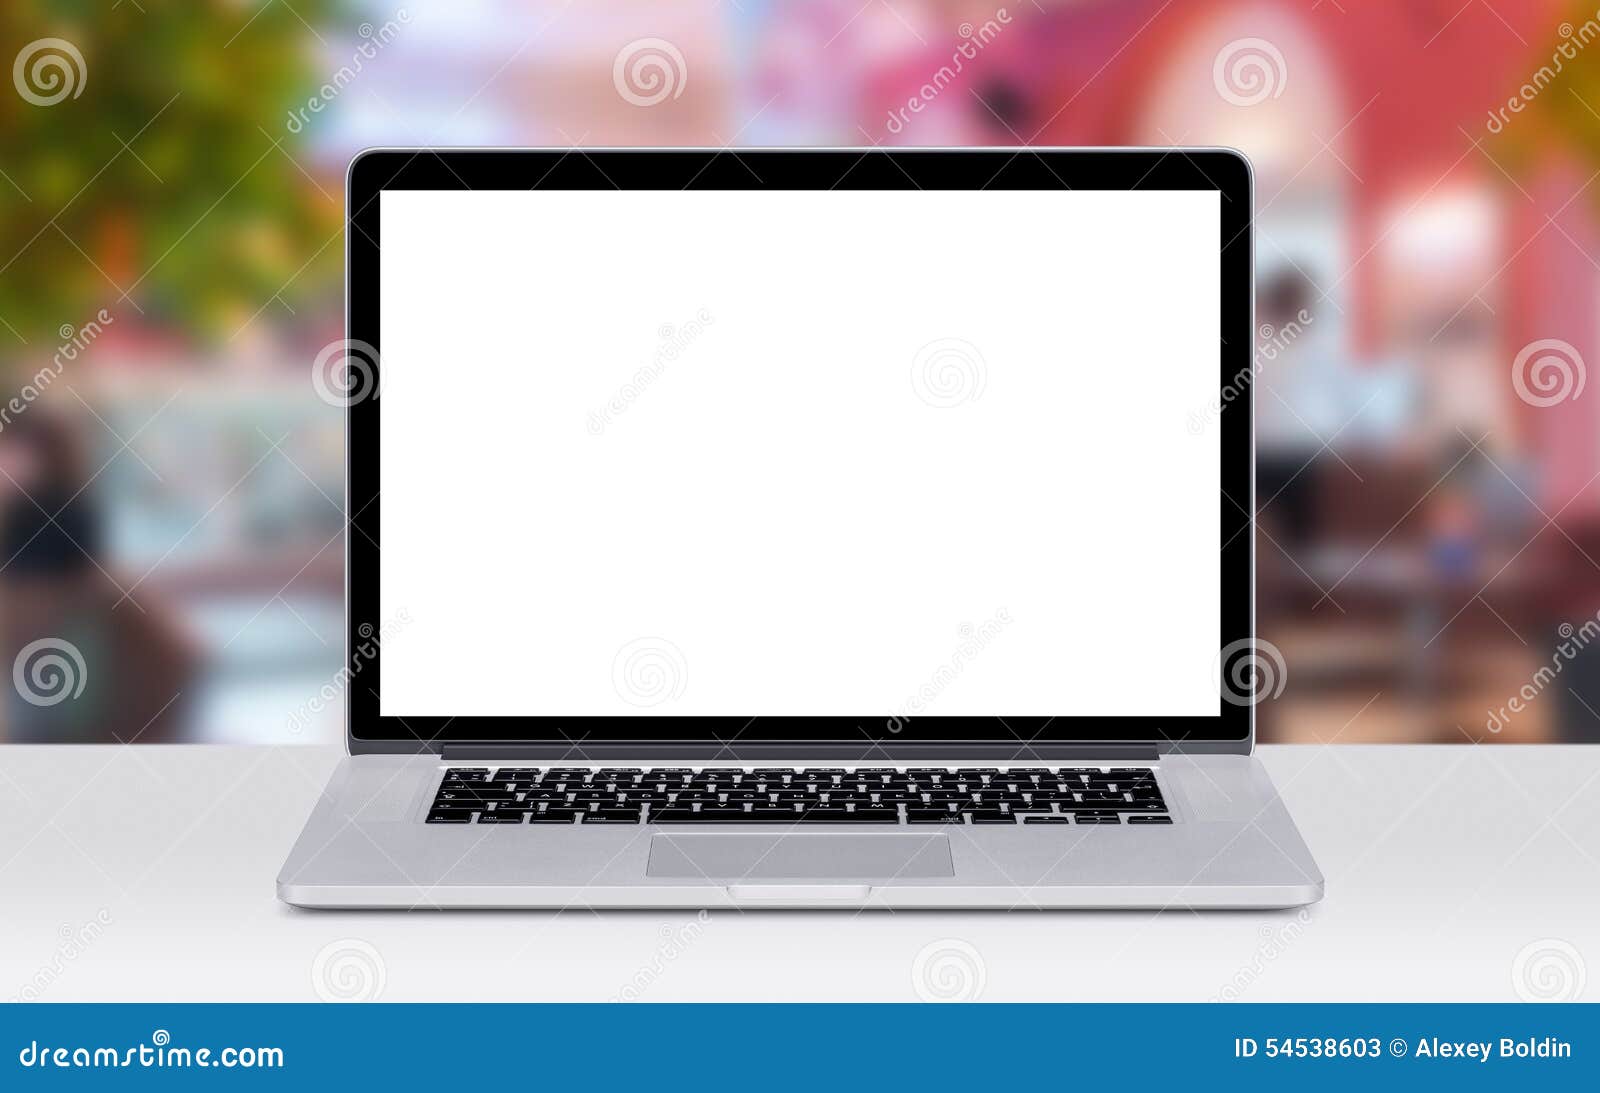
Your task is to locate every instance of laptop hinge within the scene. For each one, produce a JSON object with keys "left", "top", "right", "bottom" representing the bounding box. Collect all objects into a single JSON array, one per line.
[{"left": 439, "top": 743, "right": 1163, "bottom": 762}]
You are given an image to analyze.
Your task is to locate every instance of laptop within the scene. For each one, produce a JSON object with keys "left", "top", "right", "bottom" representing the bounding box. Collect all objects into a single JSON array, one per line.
[{"left": 277, "top": 148, "right": 1324, "bottom": 909}]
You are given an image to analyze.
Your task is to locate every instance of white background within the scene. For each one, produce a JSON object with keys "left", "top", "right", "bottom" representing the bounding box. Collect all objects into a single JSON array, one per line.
[{"left": 378, "top": 188, "right": 1220, "bottom": 718}]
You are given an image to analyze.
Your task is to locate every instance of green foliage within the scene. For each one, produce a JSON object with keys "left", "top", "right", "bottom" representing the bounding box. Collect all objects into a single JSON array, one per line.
[{"left": 0, "top": 0, "right": 342, "bottom": 351}]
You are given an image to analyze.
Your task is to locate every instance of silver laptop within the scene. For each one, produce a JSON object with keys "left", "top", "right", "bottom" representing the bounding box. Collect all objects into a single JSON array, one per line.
[{"left": 277, "top": 147, "right": 1323, "bottom": 910}]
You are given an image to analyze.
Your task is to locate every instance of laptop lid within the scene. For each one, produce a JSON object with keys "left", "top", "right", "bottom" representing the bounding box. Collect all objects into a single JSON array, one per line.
[{"left": 343, "top": 149, "right": 1254, "bottom": 759}]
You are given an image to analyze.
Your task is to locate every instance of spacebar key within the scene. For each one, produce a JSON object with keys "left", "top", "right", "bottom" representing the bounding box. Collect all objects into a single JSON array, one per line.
[
  {"left": 650, "top": 807, "right": 746, "bottom": 823},
  {"left": 798, "top": 807, "right": 899, "bottom": 823}
]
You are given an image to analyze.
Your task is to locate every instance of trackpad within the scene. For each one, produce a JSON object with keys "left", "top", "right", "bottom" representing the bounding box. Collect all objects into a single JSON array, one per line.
[{"left": 646, "top": 833, "right": 954, "bottom": 879}]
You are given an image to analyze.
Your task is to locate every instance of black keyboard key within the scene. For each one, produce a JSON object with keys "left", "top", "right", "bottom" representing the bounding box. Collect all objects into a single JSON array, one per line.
[
  {"left": 477, "top": 810, "right": 528, "bottom": 824},
  {"left": 1128, "top": 815, "right": 1173, "bottom": 824},
  {"left": 969, "top": 809, "right": 1015, "bottom": 824},
  {"left": 532, "top": 809, "right": 582, "bottom": 824},
  {"left": 429, "top": 798, "right": 482, "bottom": 812},
  {"left": 1075, "top": 813, "right": 1122, "bottom": 824},
  {"left": 1022, "top": 815, "right": 1071, "bottom": 824},
  {"left": 436, "top": 784, "right": 510, "bottom": 799},
  {"left": 647, "top": 808, "right": 701, "bottom": 823},
  {"left": 584, "top": 809, "right": 642, "bottom": 824},
  {"left": 426, "top": 810, "right": 472, "bottom": 823},
  {"left": 443, "top": 768, "right": 489, "bottom": 781}
]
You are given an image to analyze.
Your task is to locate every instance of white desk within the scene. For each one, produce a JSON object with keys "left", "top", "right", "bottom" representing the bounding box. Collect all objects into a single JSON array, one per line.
[{"left": 1, "top": 745, "right": 1596, "bottom": 1002}]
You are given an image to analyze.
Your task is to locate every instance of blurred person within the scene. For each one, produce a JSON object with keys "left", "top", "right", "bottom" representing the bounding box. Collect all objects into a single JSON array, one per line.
[
  {"left": 0, "top": 407, "right": 197, "bottom": 743},
  {"left": 1254, "top": 269, "right": 1417, "bottom": 549},
  {"left": 1425, "top": 438, "right": 1487, "bottom": 583}
]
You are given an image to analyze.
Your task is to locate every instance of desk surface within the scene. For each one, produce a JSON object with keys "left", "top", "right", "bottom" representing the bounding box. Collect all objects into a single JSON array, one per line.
[{"left": 1, "top": 745, "right": 1596, "bottom": 1002}]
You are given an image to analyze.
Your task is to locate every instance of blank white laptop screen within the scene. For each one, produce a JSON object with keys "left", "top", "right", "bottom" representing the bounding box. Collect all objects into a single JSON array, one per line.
[{"left": 377, "top": 188, "right": 1221, "bottom": 719}]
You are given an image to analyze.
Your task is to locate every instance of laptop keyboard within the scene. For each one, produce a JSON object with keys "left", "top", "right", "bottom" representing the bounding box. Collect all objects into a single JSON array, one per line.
[{"left": 426, "top": 767, "right": 1171, "bottom": 826}]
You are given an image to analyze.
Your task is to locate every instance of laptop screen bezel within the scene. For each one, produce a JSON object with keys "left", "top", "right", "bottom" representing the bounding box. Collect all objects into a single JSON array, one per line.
[{"left": 345, "top": 148, "right": 1254, "bottom": 753}]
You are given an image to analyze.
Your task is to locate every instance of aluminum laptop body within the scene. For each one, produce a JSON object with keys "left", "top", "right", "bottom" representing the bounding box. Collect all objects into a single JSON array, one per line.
[{"left": 278, "top": 148, "right": 1324, "bottom": 910}]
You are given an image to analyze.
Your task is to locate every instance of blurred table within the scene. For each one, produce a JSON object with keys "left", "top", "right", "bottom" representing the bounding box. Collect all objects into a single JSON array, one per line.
[{"left": 0, "top": 745, "right": 1596, "bottom": 1002}]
